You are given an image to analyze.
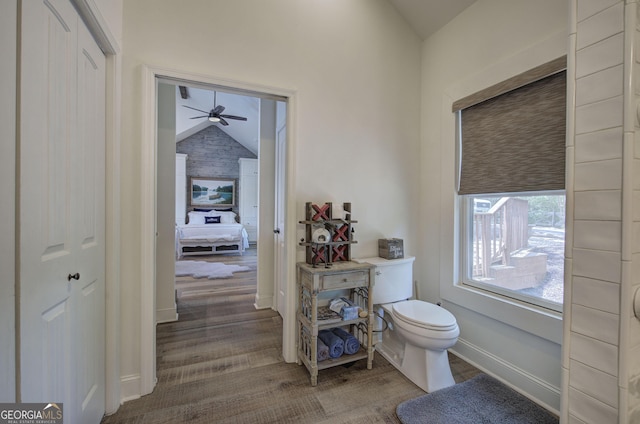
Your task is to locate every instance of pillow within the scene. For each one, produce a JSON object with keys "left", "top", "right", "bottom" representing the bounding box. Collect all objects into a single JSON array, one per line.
[
  {"left": 187, "top": 210, "right": 237, "bottom": 224},
  {"left": 187, "top": 212, "right": 205, "bottom": 225},
  {"left": 193, "top": 208, "right": 214, "bottom": 212},
  {"left": 210, "top": 211, "right": 237, "bottom": 223},
  {"left": 205, "top": 216, "right": 221, "bottom": 224}
]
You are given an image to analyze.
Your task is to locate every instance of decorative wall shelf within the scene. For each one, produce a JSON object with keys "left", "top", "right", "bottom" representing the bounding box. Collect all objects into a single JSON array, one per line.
[{"left": 299, "top": 202, "right": 357, "bottom": 267}]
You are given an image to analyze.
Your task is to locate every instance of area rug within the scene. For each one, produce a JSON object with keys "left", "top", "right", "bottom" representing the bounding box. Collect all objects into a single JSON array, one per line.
[
  {"left": 396, "top": 374, "right": 558, "bottom": 424},
  {"left": 175, "top": 260, "right": 250, "bottom": 279}
]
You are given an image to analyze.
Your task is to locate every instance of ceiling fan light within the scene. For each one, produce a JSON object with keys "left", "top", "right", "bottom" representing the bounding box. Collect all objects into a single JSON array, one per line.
[{"left": 208, "top": 116, "right": 220, "bottom": 123}]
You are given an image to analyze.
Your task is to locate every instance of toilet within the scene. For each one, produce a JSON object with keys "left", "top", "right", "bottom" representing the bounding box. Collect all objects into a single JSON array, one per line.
[{"left": 355, "top": 256, "right": 459, "bottom": 393}]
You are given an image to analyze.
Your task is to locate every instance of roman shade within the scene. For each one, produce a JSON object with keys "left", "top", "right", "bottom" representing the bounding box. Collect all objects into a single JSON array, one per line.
[{"left": 455, "top": 58, "right": 567, "bottom": 195}]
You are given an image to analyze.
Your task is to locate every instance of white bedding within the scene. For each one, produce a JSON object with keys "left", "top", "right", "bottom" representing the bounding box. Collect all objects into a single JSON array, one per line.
[
  {"left": 176, "top": 221, "right": 249, "bottom": 256},
  {"left": 178, "top": 223, "right": 248, "bottom": 246}
]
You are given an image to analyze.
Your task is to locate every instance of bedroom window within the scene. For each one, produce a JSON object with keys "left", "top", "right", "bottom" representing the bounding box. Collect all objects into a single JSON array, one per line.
[{"left": 453, "top": 58, "right": 567, "bottom": 312}]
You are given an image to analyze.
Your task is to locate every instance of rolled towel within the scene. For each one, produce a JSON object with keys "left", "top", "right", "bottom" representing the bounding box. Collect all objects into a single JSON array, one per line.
[
  {"left": 318, "top": 330, "right": 344, "bottom": 358},
  {"left": 332, "top": 327, "right": 360, "bottom": 355},
  {"left": 317, "top": 338, "right": 330, "bottom": 362}
]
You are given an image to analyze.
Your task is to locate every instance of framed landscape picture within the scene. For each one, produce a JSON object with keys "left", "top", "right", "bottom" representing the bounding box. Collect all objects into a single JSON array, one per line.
[{"left": 190, "top": 177, "right": 236, "bottom": 207}]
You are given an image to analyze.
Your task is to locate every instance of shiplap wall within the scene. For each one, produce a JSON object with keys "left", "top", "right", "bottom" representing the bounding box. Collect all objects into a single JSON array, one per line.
[
  {"left": 566, "top": 0, "right": 640, "bottom": 422},
  {"left": 176, "top": 125, "right": 257, "bottom": 214}
]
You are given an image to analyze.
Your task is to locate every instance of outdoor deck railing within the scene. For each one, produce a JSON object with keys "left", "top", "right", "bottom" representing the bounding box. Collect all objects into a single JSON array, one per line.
[{"left": 473, "top": 197, "right": 529, "bottom": 278}]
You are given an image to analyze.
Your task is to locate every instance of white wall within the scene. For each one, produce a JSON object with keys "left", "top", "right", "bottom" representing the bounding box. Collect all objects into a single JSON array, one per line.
[
  {"left": 120, "top": 0, "right": 422, "bottom": 398},
  {"left": 92, "top": 0, "right": 123, "bottom": 51},
  {"left": 0, "top": 0, "right": 17, "bottom": 402},
  {"left": 419, "top": 0, "right": 567, "bottom": 412}
]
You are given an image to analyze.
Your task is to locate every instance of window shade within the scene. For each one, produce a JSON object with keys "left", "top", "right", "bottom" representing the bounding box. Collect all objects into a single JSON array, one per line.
[{"left": 457, "top": 70, "right": 566, "bottom": 195}]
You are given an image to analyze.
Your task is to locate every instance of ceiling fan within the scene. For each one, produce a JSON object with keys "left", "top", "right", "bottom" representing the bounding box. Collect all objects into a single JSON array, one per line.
[{"left": 183, "top": 91, "right": 248, "bottom": 126}]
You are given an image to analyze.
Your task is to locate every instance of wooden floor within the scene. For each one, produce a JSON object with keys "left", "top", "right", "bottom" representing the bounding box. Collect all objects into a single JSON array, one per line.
[{"left": 101, "top": 248, "right": 481, "bottom": 423}]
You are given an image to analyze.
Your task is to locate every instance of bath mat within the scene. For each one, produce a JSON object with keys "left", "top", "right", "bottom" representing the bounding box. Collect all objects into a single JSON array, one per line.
[
  {"left": 396, "top": 373, "right": 558, "bottom": 424},
  {"left": 175, "top": 260, "right": 250, "bottom": 279}
]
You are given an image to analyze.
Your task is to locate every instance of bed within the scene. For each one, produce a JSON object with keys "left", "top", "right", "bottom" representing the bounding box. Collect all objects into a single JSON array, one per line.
[{"left": 176, "top": 211, "right": 249, "bottom": 257}]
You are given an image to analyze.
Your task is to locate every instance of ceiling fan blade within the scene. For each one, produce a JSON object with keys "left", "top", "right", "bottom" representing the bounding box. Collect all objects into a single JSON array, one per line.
[
  {"left": 212, "top": 105, "right": 225, "bottom": 115},
  {"left": 219, "top": 114, "right": 247, "bottom": 121},
  {"left": 218, "top": 117, "right": 229, "bottom": 126},
  {"left": 189, "top": 115, "right": 208, "bottom": 119},
  {"left": 183, "top": 105, "right": 209, "bottom": 114}
]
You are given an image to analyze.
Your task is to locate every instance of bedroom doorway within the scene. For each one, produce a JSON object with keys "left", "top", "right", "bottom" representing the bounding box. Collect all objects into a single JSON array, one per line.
[
  {"left": 157, "top": 83, "right": 267, "bottom": 324},
  {"left": 141, "top": 67, "right": 298, "bottom": 393},
  {"left": 153, "top": 75, "right": 293, "bottom": 385},
  {"left": 158, "top": 83, "right": 286, "bottom": 317}
]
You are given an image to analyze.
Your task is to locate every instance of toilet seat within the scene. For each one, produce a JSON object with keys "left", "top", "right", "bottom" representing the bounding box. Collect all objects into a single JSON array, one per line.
[{"left": 392, "top": 300, "right": 458, "bottom": 332}]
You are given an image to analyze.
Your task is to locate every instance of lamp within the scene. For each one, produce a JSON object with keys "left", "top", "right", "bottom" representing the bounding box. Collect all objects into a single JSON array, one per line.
[{"left": 208, "top": 114, "right": 220, "bottom": 123}]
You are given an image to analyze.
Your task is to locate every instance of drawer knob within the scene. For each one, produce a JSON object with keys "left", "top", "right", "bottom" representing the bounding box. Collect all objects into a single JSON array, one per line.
[{"left": 343, "top": 278, "right": 348, "bottom": 282}]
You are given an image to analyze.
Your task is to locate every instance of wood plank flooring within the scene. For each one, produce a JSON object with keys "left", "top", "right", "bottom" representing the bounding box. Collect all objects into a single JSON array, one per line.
[{"left": 101, "top": 249, "right": 480, "bottom": 423}]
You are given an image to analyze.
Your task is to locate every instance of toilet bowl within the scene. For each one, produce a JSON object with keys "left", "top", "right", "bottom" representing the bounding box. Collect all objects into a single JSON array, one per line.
[
  {"left": 387, "top": 300, "right": 459, "bottom": 392},
  {"left": 392, "top": 300, "right": 460, "bottom": 350},
  {"left": 355, "top": 257, "right": 459, "bottom": 393}
]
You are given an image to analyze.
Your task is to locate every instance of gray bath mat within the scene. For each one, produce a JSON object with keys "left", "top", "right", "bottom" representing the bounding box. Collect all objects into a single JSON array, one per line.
[{"left": 396, "top": 374, "right": 558, "bottom": 424}]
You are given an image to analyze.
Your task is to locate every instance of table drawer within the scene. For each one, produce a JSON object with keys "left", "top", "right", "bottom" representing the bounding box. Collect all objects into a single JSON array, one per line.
[{"left": 321, "top": 271, "right": 368, "bottom": 290}]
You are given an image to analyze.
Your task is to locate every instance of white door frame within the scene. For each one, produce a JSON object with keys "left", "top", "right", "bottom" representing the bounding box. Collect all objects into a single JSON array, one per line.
[
  {"left": 274, "top": 122, "right": 287, "bottom": 317},
  {"left": 140, "top": 66, "right": 299, "bottom": 394}
]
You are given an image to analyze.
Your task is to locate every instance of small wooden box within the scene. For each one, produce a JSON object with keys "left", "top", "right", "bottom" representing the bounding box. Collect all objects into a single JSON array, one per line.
[{"left": 378, "top": 238, "right": 404, "bottom": 259}]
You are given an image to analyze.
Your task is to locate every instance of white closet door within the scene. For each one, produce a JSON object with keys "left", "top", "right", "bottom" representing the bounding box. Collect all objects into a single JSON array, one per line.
[
  {"left": 20, "top": 1, "right": 106, "bottom": 422},
  {"left": 73, "top": 18, "right": 106, "bottom": 424}
]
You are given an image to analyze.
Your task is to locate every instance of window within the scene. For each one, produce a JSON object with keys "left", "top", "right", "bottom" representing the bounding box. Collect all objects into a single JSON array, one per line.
[
  {"left": 454, "top": 58, "right": 567, "bottom": 312},
  {"left": 461, "top": 193, "right": 565, "bottom": 311}
]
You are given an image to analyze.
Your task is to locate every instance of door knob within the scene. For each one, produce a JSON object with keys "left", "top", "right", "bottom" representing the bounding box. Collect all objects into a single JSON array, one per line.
[
  {"left": 67, "top": 273, "right": 80, "bottom": 281},
  {"left": 274, "top": 229, "right": 281, "bottom": 234}
]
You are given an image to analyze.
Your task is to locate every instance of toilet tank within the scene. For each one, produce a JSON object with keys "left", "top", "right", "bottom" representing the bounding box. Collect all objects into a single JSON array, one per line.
[{"left": 354, "top": 256, "right": 415, "bottom": 304}]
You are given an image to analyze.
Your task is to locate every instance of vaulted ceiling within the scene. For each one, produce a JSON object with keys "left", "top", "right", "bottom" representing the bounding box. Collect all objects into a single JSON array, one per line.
[
  {"left": 176, "top": 87, "right": 260, "bottom": 155},
  {"left": 386, "top": 0, "right": 477, "bottom": 40}
]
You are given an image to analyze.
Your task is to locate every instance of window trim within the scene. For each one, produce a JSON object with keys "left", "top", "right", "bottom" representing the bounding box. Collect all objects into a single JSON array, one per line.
[
  {"left": 441, "top": 277, "right": 563, "bottom": 344},
  {"left": 437, "top": 190, "right": 562, "bottom": 345}
]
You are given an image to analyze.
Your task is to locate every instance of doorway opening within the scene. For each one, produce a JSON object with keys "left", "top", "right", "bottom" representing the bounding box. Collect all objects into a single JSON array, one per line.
[{"left": 140, "top": 67, "right": 297, "bottom": 394}]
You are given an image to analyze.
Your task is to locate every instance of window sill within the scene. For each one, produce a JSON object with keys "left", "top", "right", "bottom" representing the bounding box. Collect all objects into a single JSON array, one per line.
[{"left": 441, "top": 281, "right": 562, "bottom": 344}]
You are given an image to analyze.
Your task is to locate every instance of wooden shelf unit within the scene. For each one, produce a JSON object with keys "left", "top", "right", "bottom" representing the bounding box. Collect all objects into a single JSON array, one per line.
[{"left": 296, "top": 261, "right": 375, "bottom": 386}]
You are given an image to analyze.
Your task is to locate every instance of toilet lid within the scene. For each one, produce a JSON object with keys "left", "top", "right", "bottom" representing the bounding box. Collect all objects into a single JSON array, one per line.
[{"left": 392, "top": 300, "right": 458, "bottom": 331}]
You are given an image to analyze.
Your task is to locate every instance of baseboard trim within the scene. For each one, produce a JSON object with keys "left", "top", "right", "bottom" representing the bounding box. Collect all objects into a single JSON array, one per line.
[
  {"left": 450, "top": 338, "right": 560, "bottom": 415},
  {"left": 156, "top": 306, "right": 178, "bottom": 324},
  {"left": 120, "top": 374, "right": 142, "bottom": 403},
  {"left": 254, "top": 293, "right": 273, "bottom": 310}
]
